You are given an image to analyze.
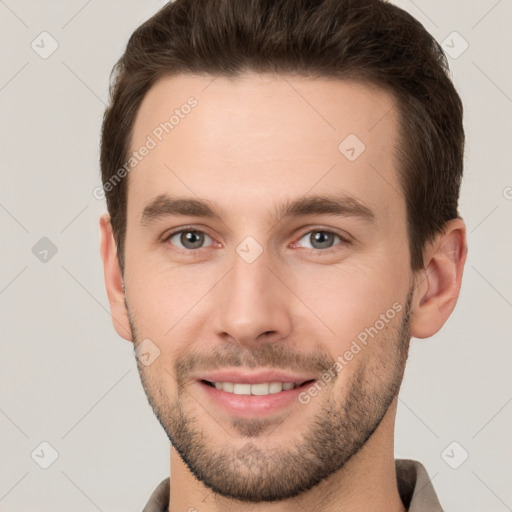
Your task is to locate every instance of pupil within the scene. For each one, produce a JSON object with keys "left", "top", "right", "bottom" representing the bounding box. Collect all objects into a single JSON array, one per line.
[
  {"left": 311, "top": 231, "right": 333, "bottom": 249},
  {"left": 182, "top": 231, "right": 204, "bottom": 249}
]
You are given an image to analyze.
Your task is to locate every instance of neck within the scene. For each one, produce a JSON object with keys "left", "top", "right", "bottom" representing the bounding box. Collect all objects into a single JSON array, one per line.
[{"left": 168, "top": 398, "right": 405, "bottom": 512}]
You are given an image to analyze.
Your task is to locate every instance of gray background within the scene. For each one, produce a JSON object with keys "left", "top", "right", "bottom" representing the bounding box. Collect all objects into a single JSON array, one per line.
[{"left": 1, "top": 0, "right": 511, "bottom": 510}]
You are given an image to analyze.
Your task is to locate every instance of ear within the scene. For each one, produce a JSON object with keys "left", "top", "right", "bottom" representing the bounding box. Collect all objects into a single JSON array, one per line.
[
  {"left": 410, "top": 218, "right": 468, "bottom": 339},
  {"left": 99, "top": 213, "right": 133, "bottom": 342}
]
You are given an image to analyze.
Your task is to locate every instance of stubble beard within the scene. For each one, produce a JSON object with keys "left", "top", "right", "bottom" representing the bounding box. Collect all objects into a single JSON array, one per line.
[{"left": 128, "top": 287, "right": 413, "bottom": 503}]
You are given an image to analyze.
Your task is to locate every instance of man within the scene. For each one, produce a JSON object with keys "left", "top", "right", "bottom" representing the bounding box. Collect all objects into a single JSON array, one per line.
[{"left": 98, "top": 0, "right": 467, "bottom": 510}]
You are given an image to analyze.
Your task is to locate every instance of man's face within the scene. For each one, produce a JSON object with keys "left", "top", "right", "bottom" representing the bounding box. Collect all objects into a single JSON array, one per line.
[{"left": 123, "top": 74, "right": 416, "bottom": 502}]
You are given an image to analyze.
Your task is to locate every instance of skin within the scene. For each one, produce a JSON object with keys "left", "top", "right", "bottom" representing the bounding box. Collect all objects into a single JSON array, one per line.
[{"left": 99, "top": 73, "right": 467, "bottom": 511}]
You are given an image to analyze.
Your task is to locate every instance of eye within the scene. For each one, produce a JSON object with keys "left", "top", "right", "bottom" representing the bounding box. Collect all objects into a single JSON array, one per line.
[
  {"left": 295, "top": 229, "right": 349, "bottom": 251},
  {"left": 164, "top": 229, "right": 214, "bottom": 251}
]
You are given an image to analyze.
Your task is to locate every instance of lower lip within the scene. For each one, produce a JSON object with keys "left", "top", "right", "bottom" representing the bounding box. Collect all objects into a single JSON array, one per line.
[{"left": 197, "top": 380, "right": 315, "bottom": 417}]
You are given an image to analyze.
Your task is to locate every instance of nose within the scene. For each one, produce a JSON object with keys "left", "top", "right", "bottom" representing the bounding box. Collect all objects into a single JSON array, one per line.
[{"left": 213, "top": 247, "right": 292, "bottom": 347}]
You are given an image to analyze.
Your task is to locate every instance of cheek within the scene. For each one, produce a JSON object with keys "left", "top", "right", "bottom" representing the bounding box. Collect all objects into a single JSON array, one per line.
[
  {"left": 287, "top": 259, "right": 405, "bottom": 343},
  {"left": 127, "top": 256, "right": 214, "bottom": 336}
]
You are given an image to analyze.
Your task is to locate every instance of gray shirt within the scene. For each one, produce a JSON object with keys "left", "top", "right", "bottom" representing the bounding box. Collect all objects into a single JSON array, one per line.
[{"left": 142, "top": 459, "right": 443, "bottom": 511}]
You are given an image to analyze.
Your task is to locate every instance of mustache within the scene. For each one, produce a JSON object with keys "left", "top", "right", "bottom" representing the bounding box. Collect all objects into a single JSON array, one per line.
[{"left": 173, "top": 342, "right": 335, "bottom": 385}]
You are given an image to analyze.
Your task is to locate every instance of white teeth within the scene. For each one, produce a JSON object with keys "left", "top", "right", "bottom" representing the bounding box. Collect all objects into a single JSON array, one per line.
[
  {"left": 268, "top": 382, "right": 283, "bottom": 394},
  {"left": 251, "top": 383, "right": 270, "bottom": 395},
  {"left": 210, "top": 381, "right": 297, "bottom": 395},
  {"left": 222, "top": 382, "right": 234, "bottom": 392},
  {"left": 233, "top": 383, "right": 251, "bottom": 395}
]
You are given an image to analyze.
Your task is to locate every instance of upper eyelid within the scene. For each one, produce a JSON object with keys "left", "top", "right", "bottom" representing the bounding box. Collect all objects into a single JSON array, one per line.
[
  {"left": 297, "top": 228, "right": 349, "bottom": 241},
  {"left": 293, "top": 230, "right": 350, "bottom": 250},
  {"left": 164, "top": 227, "right": 214, "bottom": 244}
]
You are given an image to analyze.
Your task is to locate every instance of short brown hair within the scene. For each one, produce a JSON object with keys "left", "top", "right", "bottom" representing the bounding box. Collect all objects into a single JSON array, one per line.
[{"left": 100, "top": 0, "right": 464, "bottom": 275}]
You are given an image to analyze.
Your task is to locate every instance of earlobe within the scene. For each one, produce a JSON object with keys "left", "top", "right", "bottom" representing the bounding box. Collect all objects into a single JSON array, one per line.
[
  {"left": 410, "top": 218, "right": 468, "bottom": 339},
  {"left": 99, "top": 213, "right": 133, "bottom": 342}
]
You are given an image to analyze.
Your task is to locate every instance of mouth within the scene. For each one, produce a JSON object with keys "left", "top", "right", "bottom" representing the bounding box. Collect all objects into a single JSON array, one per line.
[
  {"left": 200, "top": 379, "right": 315, "bottom": 395},
  {"left": 197, "top": 378, "right": 317, "bottom": 417}
]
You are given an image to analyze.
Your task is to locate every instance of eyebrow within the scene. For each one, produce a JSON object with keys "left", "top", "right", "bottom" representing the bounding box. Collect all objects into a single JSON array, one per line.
[{"left": 140, "top": 192, "right": 375, "bottom": 227}]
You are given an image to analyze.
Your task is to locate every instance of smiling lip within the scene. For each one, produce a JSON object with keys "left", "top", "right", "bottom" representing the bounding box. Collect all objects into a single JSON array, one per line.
[
  {"left": 195, "top": 369, "right": 316, "bottom": 385},
  {"left": 195, "top": 370, "right": 317, "bottom": 417}
]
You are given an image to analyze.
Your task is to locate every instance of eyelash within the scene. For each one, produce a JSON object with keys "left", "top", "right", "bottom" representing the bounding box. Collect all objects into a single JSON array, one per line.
[{"left": 162, "top": 226, "right": 351, "bottom": 256}]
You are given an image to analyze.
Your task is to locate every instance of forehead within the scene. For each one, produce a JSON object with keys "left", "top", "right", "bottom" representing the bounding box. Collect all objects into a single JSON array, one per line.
[{"left": 127, "top": 72, "right": 403, "bottom": 226}]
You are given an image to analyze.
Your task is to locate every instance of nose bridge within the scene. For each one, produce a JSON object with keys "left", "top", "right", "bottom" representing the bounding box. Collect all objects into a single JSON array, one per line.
[{"left": 214, "top": 243, "right": 291, "bottom": 344}]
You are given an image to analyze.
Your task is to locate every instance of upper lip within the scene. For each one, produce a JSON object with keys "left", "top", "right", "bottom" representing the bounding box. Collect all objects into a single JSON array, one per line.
[{"left": 197, "top": 370, "right": 317, "bottom": 386}]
